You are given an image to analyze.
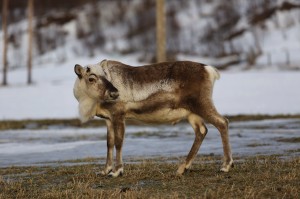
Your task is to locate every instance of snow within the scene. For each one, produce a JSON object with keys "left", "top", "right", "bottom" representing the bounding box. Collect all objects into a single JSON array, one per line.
[
  {"left": 1, "top": 119, "right": 299, "bottom": 167},
  {"left": 1, "top": 52, "right": 299, "bottom": 168},
  {"left": 0, "top": 54, "right": 300, "bottom": 120},
  {"left": 256, "top": 20, "right": 300, "bottom": 68},
  {"left": 1, "top": 0, "right": 300, "bottom": 70},
  {"left": 1, "top": 0, "right": 300, "bottom": 169},
  {"left": 214, "top": 70, "right": 300, "bottom": 115}
]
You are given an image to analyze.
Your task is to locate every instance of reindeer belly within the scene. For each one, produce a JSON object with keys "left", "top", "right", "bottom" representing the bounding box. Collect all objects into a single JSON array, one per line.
[{"left": 126, "top": 108, "right": 190, "bottom": 124}]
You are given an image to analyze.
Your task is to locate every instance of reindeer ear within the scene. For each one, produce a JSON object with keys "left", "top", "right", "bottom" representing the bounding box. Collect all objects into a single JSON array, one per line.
[{"left": 74, "top": 64, "right": 83, "bottom": 79}]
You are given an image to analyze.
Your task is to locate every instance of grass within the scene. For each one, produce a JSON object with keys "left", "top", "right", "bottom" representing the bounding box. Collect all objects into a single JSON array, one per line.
[
  {"left": 0, "top": 156, "right": 299, "bottom": 199},
  {"left": 276, "top": 137, "right": 300, "bottom": 143},
  {"left": 1, "top": 115, "right": 299, "bottom": 198},
  {"left": 1, "top": 114, "right": 300, "bottom": 130}
]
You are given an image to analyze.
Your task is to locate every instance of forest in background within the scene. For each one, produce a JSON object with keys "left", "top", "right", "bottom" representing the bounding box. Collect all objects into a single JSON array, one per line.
[{"left": 1, "top": 0, "right": 300, "bottom": 70}]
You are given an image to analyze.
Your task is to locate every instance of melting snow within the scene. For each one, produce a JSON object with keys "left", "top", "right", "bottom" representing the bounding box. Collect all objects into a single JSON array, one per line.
[{"left": 0, "top": 119, "right": 299, "bottom": 167}]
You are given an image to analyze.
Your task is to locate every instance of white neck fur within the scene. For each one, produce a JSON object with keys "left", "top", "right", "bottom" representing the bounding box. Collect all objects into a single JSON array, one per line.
[{"left": 78, "top": 97, "right": 97, "bottom": 123}]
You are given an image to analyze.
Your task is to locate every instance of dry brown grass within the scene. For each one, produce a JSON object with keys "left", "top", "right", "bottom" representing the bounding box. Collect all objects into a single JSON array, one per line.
[
  {"left": 0, "top": 156, "right": 299, "bottom": 199},
  {"left": 1, "top": 114, "right": 300, "bottom": 130}
]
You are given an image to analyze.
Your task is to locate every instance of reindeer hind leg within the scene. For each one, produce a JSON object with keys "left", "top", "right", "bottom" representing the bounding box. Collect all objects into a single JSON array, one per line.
[
  {"left": 201, "top": 106, "right": 233, "bottom": 172},
  {"left": 177, "top": 114, "right": 207, "bottom": 175}
]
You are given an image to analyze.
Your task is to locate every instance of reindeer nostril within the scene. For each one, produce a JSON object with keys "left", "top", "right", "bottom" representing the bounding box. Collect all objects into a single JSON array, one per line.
[{"left": 110, "top": 92, "right": 119, "bottom": 100}]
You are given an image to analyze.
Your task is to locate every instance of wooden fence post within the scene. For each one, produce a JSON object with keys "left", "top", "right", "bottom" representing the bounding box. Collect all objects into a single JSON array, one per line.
[
  {"left": 285, "top": 50, "right": 290, "bottom": 66},
  {"left": 27, "top": 0, "right": 34, "bottom": 85},
  {"left": 156, "top": 0, "right": 166, "bottom": 63},
  {"left": 2, "top": 0, "right": 9, "bottom": 86},
  {"left": 267, "top": 53, "right": 272, "bottom": 66}
]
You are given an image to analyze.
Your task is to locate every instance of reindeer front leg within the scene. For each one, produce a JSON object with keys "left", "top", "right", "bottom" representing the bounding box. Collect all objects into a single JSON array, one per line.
[
  {"left": 108, "top": 115, "right": 125, "bottom": 177},
  {"left": 100, "top": 119, "right": 114, "bottom": 175}
]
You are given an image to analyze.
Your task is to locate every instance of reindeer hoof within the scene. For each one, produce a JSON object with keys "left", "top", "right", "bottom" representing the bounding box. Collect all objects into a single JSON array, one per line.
[
  {"left": 98, "top": 168, "right": 113, "bottom": 176},
  {"left": 108, "top": 168, "right": 124, "bottom": 178},
  {"left": 176, "top": 163, "right": 189, "bottom": 175},
  {"left": 220, "top": 167, "right": 229, "bottom": 172},
  {"left": 220, "top": 161, "right": 234, "bottom": 172}
]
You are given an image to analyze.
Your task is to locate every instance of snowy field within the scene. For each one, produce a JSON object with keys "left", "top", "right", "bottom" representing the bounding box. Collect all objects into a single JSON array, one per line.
[
  {"left": 0, "top": 54, "right": 300, "bottom": 120},
  {"left": 1, "top": 54, "right": 300, "bottom": 167},
  {"left": 0, "top": 118, "right": 299, "bottom": 167}
]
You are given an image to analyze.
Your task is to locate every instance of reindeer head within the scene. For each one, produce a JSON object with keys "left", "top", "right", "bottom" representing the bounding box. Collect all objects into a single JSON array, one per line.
[
  {"left": 74, "top": 64, "right": 119, "bottom": 102},
  {"left": 73, "top": 64, "right": 119, "bottom": 122}
]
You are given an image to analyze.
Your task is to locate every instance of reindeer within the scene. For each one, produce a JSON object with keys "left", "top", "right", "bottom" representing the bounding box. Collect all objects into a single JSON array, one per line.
[{"left": 73, "top": 60, "right": 233, "bottom": 177}]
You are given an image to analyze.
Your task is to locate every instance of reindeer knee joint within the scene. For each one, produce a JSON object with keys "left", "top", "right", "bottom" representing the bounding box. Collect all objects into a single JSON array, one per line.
[{"left": 217, "top": 117, "right": 228, "bottom": 132}]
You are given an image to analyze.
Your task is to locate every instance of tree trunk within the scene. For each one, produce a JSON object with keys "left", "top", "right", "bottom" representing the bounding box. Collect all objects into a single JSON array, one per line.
[
  {"left": 156, "top": 0, "right": 166, "bottom": 63},
  {"left": 2, "top": 0, "right": 9, "bottom": 86},
  {"left": 27, "top": 0, "right": 34, "bottom": 85}
]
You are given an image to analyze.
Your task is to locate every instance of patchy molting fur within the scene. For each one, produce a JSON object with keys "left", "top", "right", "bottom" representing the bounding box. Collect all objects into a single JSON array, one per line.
[{"left": 73, "top": 60, "right": 233, "bottom": 177}]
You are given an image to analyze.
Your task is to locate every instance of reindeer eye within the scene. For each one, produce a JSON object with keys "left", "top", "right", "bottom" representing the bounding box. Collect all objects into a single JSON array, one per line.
[
  {"left": 88, "top": 74, "right": 97, "bottom": 83},
  {"left": 88, "top": 77, "right": 95, "bottom": 83}
]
